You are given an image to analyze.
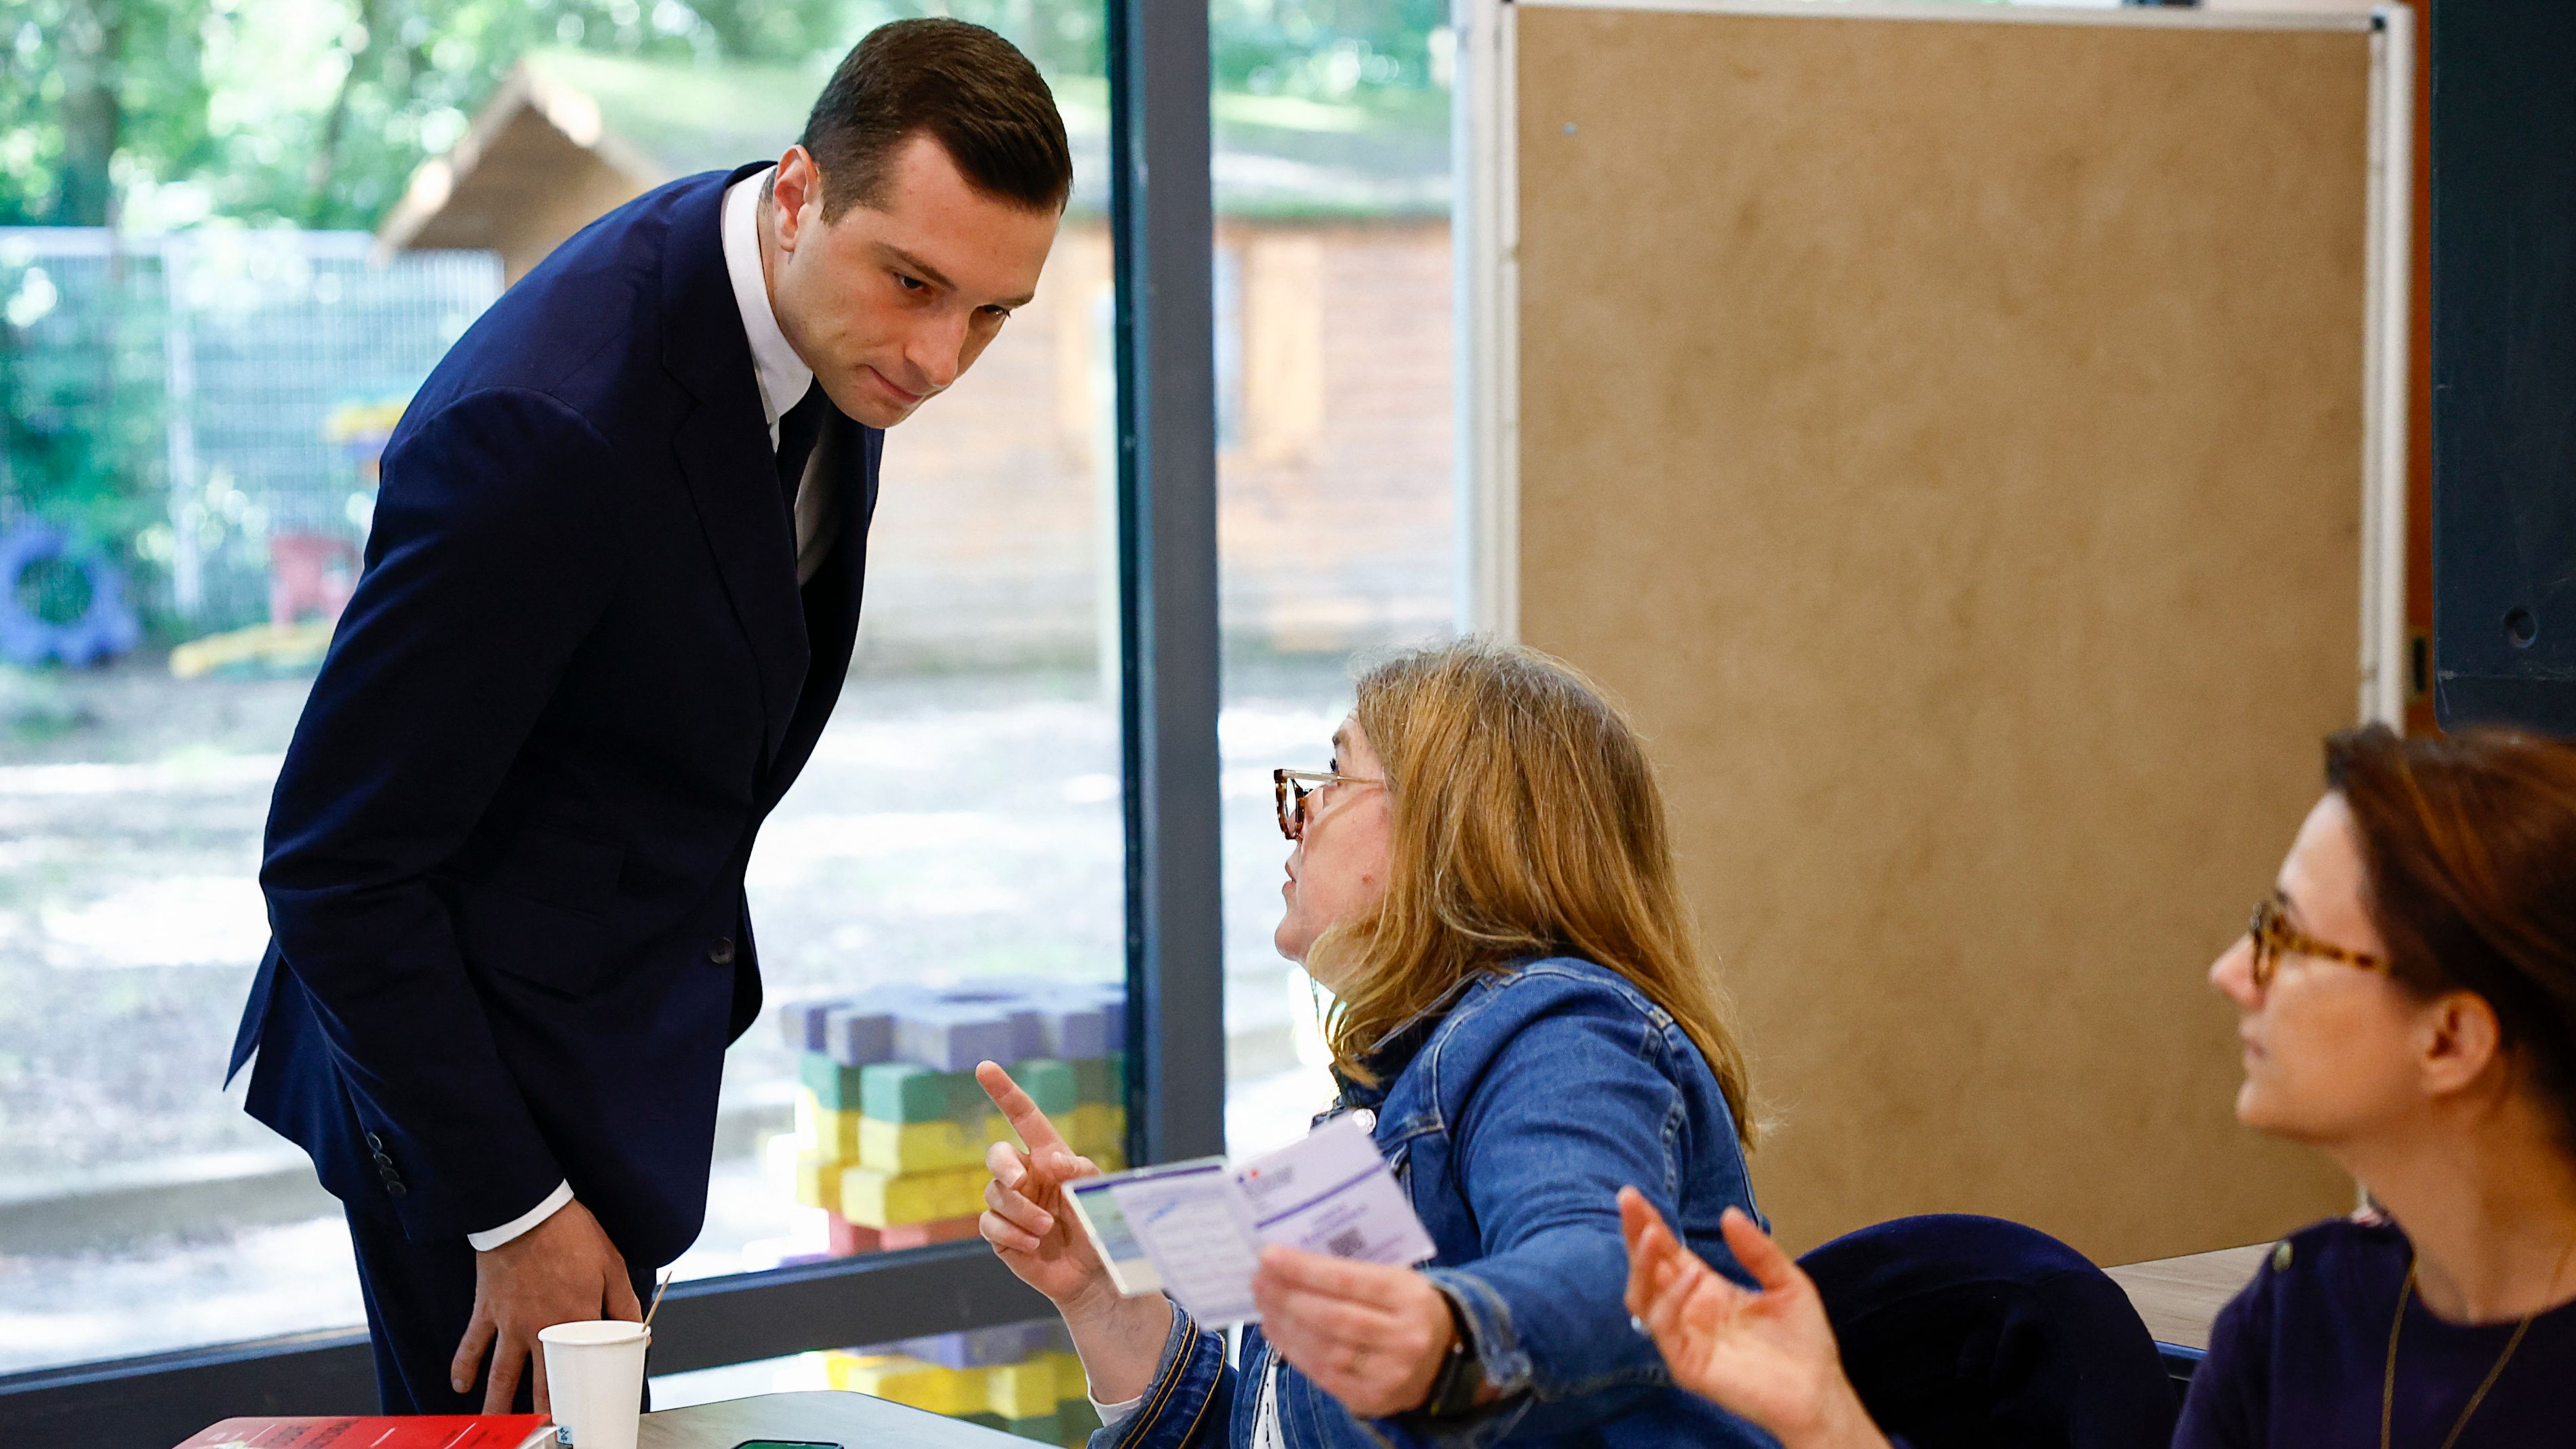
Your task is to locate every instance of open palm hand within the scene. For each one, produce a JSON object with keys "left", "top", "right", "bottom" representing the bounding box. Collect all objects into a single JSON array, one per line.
[{"left": 1617, "top": 1188, "right": 1891, "bottom": 1449}]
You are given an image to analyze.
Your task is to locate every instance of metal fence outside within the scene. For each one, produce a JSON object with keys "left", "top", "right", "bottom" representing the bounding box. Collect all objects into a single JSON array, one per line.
[{"left": 0, "top": 228, "right": 500, "bottom": 641}]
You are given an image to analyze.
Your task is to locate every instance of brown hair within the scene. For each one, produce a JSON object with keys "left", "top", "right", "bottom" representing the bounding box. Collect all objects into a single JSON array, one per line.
[
  {"left": 2327, "top": 723, "right": 2576, "bottom": 1146},
  {"left": 1313, "top": 639, "right": 1760, "bottom": 1151},
  {"left": 796, "top": 18, "right": 1072, "bottom": 218}
]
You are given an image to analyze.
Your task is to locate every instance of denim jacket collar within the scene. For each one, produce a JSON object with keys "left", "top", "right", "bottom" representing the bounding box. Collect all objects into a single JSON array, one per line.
[{"left": 1331, "top": 966, "right": 1500, "bottom": 1110}]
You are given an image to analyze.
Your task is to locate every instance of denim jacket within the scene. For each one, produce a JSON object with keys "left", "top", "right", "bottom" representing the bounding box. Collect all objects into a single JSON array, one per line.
[{"left": 1093, "top": 956, "right": 1777, "bottom": 1449}]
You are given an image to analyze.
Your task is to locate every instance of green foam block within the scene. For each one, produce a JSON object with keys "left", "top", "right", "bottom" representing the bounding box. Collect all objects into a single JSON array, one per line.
[
  {"left": 1012, "top": 1058, "right": 1077, "bottom": 1116},
  {"left": 859, "top": 1059, "right": 1079, "bottom": 1123},
  {"left": 1056, "top": 1397, "right": 1102, "bottom": 1436},
  {"left": 800, "top": 1053, "right": 866, "bottom": 1111},
  {"left": 1072, "top": 1054, "right": 1125, "bottom": 1106},
  {"left": 860, "top": 1063, "right": 978, "bottom": 1122}
]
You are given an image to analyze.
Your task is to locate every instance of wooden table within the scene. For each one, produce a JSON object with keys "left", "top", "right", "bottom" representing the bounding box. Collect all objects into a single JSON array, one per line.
[
  {"left": 634, "top": 1248, "right": 2272, "bottom": 1444},
  {"left": 639, "top": 1391, "right": 1025, "bottom": 1448},
  {"left": 2102, "top": 1243, "right": 2269, "bottom": 1353}
]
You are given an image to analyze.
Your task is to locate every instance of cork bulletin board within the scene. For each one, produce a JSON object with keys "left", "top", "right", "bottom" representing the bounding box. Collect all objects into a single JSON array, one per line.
[{"left": 1467, "top": 1, "right": 2410, "bottom": 1264}]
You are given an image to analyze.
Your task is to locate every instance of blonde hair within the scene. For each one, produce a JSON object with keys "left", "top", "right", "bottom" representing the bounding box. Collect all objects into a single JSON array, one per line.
[{"left": 1312, "top": 638, "right": 1759, "bottom": 1151}]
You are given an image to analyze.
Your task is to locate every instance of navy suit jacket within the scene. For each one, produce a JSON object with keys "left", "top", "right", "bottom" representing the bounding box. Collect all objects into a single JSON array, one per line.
[{"left": 230, "top": 164, "right": 881, "bottom": 1267}]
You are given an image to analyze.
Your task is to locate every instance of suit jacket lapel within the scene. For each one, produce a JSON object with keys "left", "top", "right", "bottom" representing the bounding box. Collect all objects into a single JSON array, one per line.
[{"left": 658, "top": 163, "right": 807, "bottom": 766}]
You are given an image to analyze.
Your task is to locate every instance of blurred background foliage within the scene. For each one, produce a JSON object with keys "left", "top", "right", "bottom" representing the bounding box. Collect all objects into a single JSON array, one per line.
[
  {"left": 0, "top": 0, "right": 1449, "bottom": 655},
  {"left": 0, "top": 0, "right": 1451, "bottom": 234}
]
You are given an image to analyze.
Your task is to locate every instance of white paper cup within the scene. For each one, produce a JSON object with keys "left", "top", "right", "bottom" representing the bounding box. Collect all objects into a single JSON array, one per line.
[{"left": 539, "top": 1319, "right": 650, "bottom": 1449}]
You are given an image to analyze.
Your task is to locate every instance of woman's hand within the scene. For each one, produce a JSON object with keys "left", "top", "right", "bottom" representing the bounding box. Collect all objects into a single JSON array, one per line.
[
  {"left": 976, "top": 1062, "right": 1175, "bottom": 1407},
  {"left": 975, "top": 1061, "right": 1116, "bottom": 1315},
  {"left": 1251, "top": 1246, "right": 1462, "bottom": 1419},
  {"left": 1617, "top": 1188, "right": 1891, "bottom": 1449}
]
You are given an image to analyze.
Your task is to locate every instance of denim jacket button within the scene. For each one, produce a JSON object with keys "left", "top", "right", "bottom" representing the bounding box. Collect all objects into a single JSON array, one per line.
[{"left": 1349, "top": 1107, "right": 1375, "bottom": 1133}]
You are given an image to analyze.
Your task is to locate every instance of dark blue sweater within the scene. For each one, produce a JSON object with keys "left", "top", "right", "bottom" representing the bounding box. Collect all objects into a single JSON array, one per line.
[{"left": 2175, "top": 1216, "right": 2576, "bottom": 1448}]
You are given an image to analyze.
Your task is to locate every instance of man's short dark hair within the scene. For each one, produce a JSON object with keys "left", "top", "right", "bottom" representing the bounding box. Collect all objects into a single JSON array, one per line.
[{"left": 797, "top": 18, "right": 1073, "bottom": 218}]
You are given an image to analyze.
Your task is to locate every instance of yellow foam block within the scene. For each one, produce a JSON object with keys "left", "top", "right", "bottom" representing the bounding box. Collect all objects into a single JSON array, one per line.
[
  {"left": 982, "top": 1359, "right": 1058, "bottom": 1419},
  {"left": 1038, "top": 1349, "right": 1087, "bottom": 1406},
  {"left": 829, "top": 1352, "right": 987, "bottom": 1416},
  {"left": 794, "top": 1149, "right": 845, "bottom": 1214},
  {"left": 838, "top": 1162, "right": 990, "bottom": 1227},
  {"left": 813, "top": 1103, "right": 863, "bottom": 1160},
  {"left": 859, "top": 1113, "right": 1010, "bottom": 1174},
  {"left": 1062, "top": 1103, "right": 1127, "bottom": 1158}
]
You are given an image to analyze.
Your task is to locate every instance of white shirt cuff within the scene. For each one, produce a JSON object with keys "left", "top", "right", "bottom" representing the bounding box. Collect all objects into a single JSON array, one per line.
[
  {"left": 1091, "top": 1391, "right": 1144, "bottom": 1430},
  {"left": 467, "top": 1181, "right": 575, "bottom": 1252}
]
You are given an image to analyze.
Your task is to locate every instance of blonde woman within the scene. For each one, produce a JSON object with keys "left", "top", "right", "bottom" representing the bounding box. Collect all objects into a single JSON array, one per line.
[{"left": 974, "top": 640, "right": 1774, "bottom": 1447}]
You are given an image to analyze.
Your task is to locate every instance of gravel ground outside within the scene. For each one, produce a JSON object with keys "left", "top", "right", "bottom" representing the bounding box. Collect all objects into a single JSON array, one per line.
[{"left": 0, "top": 654, "right": 1354, "bottom": 1375}]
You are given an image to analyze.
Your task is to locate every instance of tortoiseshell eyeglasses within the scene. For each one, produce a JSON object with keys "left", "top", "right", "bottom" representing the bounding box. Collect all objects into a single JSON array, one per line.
[
  {"left": 2246, "top": 895, "right": 2388, "bottom": 991},
  {"left": 1274, "top": 768, "right": 1380, "bottom": 841}
]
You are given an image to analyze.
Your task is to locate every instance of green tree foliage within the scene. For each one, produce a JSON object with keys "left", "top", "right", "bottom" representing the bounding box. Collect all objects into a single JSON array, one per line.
[
  {"left": 1211, "top": 0, "right": 1449, "bottom": 97},
  {"left": 1, "top": 0, "right": 214, "bottom": 226},
  {"left": 0, "top": 0, "right": 1445, "bottom": 234}
]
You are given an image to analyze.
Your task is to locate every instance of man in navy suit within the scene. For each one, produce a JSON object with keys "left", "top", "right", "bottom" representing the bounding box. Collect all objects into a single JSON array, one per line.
[{"left": 227, "top": 19, "right": 1071, "bottom": 1414}]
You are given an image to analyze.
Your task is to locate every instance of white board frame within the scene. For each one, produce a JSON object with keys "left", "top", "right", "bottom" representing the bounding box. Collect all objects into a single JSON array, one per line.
[{"left": 1454, "top": 0, "right": 2413, "bottom": 727}]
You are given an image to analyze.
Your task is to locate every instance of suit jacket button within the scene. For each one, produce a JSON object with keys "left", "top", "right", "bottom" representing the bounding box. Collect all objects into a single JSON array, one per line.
[
  {"left": 386, "top": 1181, "right": 409, "bottom": 1199},
  {"left": 365, "top": 1132, "right": 385, "bottom": 1152},
  {"left": 708, "top": 937, "right": 737, "bottom": 965}
]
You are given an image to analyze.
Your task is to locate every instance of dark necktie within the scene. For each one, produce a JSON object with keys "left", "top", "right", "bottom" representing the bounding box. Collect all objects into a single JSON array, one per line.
[{"left": 774, "top": 383, "right": 827, "bottom": 521}]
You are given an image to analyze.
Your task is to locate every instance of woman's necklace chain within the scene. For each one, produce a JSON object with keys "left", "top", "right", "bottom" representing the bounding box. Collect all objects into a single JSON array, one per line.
[{"left": 2379, "top": 1233, "right": 2576, "bottom": 1449}]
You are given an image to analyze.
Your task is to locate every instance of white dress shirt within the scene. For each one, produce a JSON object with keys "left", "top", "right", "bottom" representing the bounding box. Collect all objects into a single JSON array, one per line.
[
  {"left": 725, "top": 165, "right": 843, "bottom": 586},
  {"left": 468, "top": 165, "right": 832, "bottom": 1253}
]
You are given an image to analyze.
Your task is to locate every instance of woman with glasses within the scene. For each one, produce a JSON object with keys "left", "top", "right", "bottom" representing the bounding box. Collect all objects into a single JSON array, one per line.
[
  {"left": 972, "top": 638, "right": 1773, "bottom": 1447},
  {"left": 1615, "top": 723, "right": 2576, "bottom": 1448}
]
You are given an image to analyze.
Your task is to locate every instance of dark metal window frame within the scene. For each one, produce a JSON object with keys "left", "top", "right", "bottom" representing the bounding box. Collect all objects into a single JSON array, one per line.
[{"left": 0, "top": 0, "right": 1220, "bottom": 1440}]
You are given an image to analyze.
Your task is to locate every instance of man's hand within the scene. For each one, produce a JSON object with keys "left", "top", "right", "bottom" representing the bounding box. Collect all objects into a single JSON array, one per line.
[{"left": 450, "top": 1198, "right": 641, "bottom": 1414}]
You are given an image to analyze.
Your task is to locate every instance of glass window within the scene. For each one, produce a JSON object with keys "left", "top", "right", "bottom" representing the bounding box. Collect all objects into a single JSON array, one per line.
[
  {"left": 0, "top": 12, "right": 1129, "bottom": 1385},
  {"left": 1210, "top": 5, "right": 1462, "bottom": 1158},
  {"left": 653, "top": 1315, "right": 1102, "bottom": 1445},
  {"left": 1, "top": 232, "right": 492, "bottom": 1371}
]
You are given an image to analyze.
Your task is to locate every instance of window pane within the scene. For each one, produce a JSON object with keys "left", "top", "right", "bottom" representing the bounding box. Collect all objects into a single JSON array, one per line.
[
  {"left": 686, "top": 173, "right": 1126, "bottom": 1284},
  {"left": 0, "top": 13, "right": 1124, "bottom": 1375},
  {"left": 652, "top": 1315, "right": 1099, "bottom": 1444},
  {"left": 1, "top": 234, "right": 491, "bottom": 1372},
  {"left": 1211, "top": 7, "right": 1462, "bottom": 1157}
]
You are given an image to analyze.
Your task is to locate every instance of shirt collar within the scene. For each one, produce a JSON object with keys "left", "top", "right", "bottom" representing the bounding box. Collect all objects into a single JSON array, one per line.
[{"left": 721, "top": 165, "right": 814, "bottom": 444}]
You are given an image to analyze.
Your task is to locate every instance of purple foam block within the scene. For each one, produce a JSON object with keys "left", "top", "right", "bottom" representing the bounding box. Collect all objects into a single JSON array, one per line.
[
  {"left": 890, "top": 1330, "right": 975, "bottom": 1370},
  {"left": 886, "top": 1324, "right": 1046, "bottom": 1369},
  {"left": 1037, "top": 1003, "right": 1110, "bottom": 1061},
  {"left": 779, "top": 998, "right": 848, "bottom": 1053},
  {"left": 826, "top": 1006, "right": 897, "bottom": 1067},
  {"left": 919, "top": 985, "right": 1051, "bottom": 1061},
  {"left": 1003, "top": 1006, "right": 1046, "bottom": 1061},
  {"left": 894, "top": 1005, "right": 1020, "bottom": 1073},
  {"left": 963, "top": 1321, "right": 1053, "bottom": 1366}
]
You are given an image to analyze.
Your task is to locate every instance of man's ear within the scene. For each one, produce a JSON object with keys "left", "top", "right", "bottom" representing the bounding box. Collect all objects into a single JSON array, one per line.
[
  {"left": 771, "top": 146, "right": 823, "bottom": 253},
  {"left": 2419, "top": 988, "right": 2505, "bottom": 1099}
]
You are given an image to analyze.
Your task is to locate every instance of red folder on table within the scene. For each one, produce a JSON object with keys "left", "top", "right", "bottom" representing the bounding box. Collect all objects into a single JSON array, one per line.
[{"left": 174, "top": 1416, "right": 555, "bottom": 1448}]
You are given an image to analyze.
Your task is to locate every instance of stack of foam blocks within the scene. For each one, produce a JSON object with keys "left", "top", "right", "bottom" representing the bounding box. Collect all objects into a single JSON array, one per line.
[
  {"left": 825, "top": 1318, "right": 1103, "bottom": 1445},
  {"left": 776, "top": 979, "right": 1127, "bottom": 1257}
]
